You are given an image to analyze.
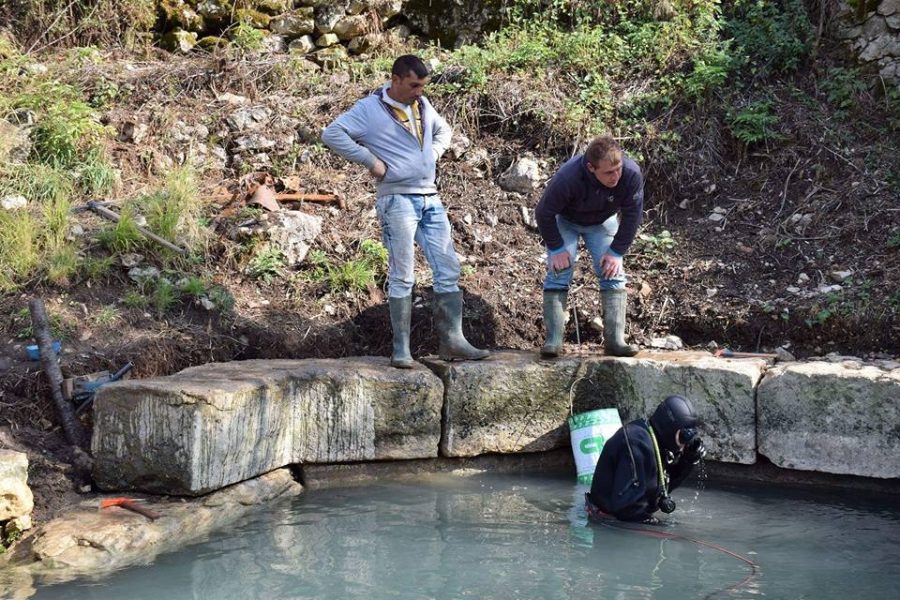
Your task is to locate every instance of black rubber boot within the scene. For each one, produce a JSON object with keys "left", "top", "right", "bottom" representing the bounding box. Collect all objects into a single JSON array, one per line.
[
  {"left": 540, "top": 290, "right": 568, "bottom": 358},
  {"left": 389, "top": 295, "right": 415, "bottom": 368},
  {"left": 601, "top": 288, "right": 639, "bottom": 357},
  {"left": 433, "top": 291, "right": 490, "bottom": 361}
]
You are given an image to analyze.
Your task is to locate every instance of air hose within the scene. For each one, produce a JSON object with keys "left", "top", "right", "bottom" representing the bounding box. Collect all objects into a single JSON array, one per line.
[{"left": 595, "top": 517, "right": 759, "bottom": 599}]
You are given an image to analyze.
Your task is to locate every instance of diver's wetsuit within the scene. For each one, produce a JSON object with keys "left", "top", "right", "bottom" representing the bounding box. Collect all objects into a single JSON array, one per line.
[{"left": 587, "top": 419, "right": 695, "bottom": 522}]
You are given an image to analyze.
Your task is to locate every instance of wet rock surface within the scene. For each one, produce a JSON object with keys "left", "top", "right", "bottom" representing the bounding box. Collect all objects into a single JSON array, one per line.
[
  {"left": 758, "top": 360, "right": 900, "bottom": 478},
  {"left": 0, "top": 469, "right": 302, "bottom": 585}
]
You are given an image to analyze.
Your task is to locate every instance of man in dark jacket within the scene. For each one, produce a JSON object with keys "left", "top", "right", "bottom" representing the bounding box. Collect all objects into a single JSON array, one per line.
[
  {"left": 586, "top": 395, "right": 706, "bottom": 523},
  {"left": 535, "top": 135, "right": 643, "bottom": 357}
]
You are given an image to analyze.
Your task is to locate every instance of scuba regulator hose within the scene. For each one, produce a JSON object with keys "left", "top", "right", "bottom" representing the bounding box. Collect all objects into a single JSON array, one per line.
[{"left": 594, "top": 516, "right": 759, "bottom": 599}]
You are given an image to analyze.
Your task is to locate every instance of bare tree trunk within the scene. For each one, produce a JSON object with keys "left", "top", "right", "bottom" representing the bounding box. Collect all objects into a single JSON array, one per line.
[{"left": 29, "top": 298, "right": 88, "bottom": 448}]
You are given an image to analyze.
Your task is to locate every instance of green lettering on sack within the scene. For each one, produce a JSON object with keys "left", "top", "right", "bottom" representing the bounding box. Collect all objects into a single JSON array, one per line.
[{"left": 579, "top": 436, "right": 605, "bottom": 454}]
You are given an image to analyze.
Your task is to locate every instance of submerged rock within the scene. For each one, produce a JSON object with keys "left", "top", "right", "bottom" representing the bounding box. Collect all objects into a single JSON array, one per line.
[{"left": 4, "top": 469, "right": 301, "bottom": 579}]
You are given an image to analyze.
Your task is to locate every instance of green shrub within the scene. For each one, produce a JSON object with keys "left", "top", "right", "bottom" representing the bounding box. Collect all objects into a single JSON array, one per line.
[
  {"left": 178, "top": 275, "right": 207, "bottom": 298},
  {"left": 635, "top": 230, "right": 676, "bottom": 258},
  {"left": 725, "top": 0, "right": 813, "bottom": 79},
  {"left": 129, "top": 165, "right": 205, "bottom": 254},
  {"left": 97, "top": 208, "right": 144, "bottom": 253},
  {"left": 247, "top": 244, "right": 285, "bottom": 283},
  {"left": 45, "top": 244, "right": 79, "bottom": 286},
  {"left": 78, "top": 151, "right": 119, "bottom": 197},
  {"left": 0, "top": 209, "right": 40, "bottom": 291},
  {"left": 41, "top": 194, "right": 72, "bottom": 252},
  {"left": 81, "top": 255, "right": 115, "bottom": 281},
  {"left": 123, "top": 290, "right": 149, "bottom": 309},
  {"left": 23, "top": 94, "right": 106, "bottom": 168},
  {"left": 302, "top": 240, "right": 388, "bottom": 294},
  {"left": 206, "top": 285, "right": 235, "bottom": 313},
  {"left": 437, "top": 0, "right": 732, "bottom": 139},
  {"left": 92, "top": 305, "right": 121, "bottom": 326},
  {"left": 230, "top": 23, "right": 265, "bottom": 52},
  {"left": 821, "top": 67, "right": 868, "bottom": 112},
  {"left": 727, "top": 100, "right": 782, "bottom": 146},
  {"left": 152, "top": 278, "right": 177, "bottom": 316},
  {"left": 0, "top": 163, "right": 73, "bottom": 206}
]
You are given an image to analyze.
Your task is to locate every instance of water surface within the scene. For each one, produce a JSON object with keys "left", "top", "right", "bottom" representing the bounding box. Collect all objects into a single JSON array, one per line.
[{"left": 29, "top": 470, "right": 900, "bottom": 599}]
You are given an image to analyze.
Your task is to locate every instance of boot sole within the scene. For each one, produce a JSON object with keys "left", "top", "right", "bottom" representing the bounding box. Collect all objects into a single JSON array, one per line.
[
  {"left": 438, "top": 353, "right": 490, "bottom": 362},
  {"left": 605, "top": 348, "right": 638, "bottom": 357}
]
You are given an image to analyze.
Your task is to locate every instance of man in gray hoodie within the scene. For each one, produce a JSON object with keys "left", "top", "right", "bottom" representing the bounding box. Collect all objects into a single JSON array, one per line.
[{"left": 322, "top": 55, "right": 489, "bottom": 368}]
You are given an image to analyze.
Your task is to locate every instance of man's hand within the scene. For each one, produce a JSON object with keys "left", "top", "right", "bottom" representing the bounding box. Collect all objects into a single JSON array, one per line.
[
  {"left": 600, "top": 253, "right": 623, "bottom": 279},
  {"left": 369, "top": 158, "right": 386, "bottom": 179},
  {"left": 549, "top": 252, "right": 571, "bottom": 273},
  {"left": 683, "top": 437, "right": 706, "bottom": 464}
]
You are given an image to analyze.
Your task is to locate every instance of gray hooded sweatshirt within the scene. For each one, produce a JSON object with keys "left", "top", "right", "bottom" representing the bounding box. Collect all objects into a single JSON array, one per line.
[{"left": 322, "top": 86, "right": 452, "bottom": 198}]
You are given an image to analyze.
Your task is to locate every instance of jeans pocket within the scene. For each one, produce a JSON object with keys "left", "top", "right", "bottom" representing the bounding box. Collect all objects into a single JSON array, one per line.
[
  {"left": 602, "top": 214, "right": 620, "bottom": 236},
  {"left": 376, "top": 195, "right": 394, "bottom": 225}
]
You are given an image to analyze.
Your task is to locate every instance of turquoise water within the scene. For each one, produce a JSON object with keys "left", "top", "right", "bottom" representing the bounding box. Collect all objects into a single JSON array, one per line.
[{"left": 27, "top": 470, "right": 900, "bottom": 599}]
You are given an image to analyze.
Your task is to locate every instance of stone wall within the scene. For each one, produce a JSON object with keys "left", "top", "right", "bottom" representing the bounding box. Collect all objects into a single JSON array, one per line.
[
  {"left": 157, "top": 0, "right": 408, "bottom": 66},
  {"left": 835, "top": 0, "right": 900, "bottom": 83},
  {"left": 91, "top": 351, "right": 900, "bottom": 497}
]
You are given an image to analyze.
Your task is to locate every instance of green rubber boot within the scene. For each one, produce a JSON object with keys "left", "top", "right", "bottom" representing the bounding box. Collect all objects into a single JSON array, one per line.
[
  {"left": 601, "top": 288, "right": 639, "bottom": 357},
  {"left": 433, "top": 291, "right": 490, "bottom": 361},
  {"left": 389, "top": 295, "right": 415, "bottom": 368},
  {"left": 540, "top": 290, "right": 568, "bottom": 358}
]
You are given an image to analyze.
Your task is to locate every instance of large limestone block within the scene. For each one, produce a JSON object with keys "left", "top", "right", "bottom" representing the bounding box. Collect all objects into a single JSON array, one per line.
[
  {"left": 1, "top": 450, "right": 33, "bottom": 521},
  {"left": 423, "top": 351, "right": 584, "bottom": 456},
  {"left": 426, "top": 351, "right": 764, "bottom": 463},
  {"left": 92, "top": 361, "right": 296, "bottom": 495},
  {"left": 92, "top": 358, "right": 442, "bottom": 495},
  {"left": 758, "top": 362, "right": 900, "bottom": 478},
  {"left": 288, "top": 358, "right": 443, "bottom": 462},
  {"left": 579, "top": 352, "right": 766, "bottom": 464}
]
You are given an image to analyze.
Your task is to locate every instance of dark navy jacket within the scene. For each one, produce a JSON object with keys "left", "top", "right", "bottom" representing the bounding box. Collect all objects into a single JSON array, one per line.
[
  {"left": 588, "top": 420, "right": 693, "bottom": 522},
  {"left": 535, "top": 154, "right": 644, "bottom": 256}
]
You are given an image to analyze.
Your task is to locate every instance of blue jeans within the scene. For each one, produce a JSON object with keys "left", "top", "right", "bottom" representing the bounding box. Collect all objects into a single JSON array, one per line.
[
  {"left": 376, "top": 194, "right": 460, "bottom": 298},
  {"left": 544, "top": 215, "right": 626, "bottom": 291}
]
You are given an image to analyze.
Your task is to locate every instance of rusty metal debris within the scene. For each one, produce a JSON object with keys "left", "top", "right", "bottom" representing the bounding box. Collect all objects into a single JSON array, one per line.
[{"left": 212, "top": 171, "right": 343, "bottom": 220}]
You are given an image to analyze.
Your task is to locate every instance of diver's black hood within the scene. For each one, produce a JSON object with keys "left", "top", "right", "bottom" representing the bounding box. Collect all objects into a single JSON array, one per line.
[{"left": 649, "top": 395, "right": 699, "bottom": 453}]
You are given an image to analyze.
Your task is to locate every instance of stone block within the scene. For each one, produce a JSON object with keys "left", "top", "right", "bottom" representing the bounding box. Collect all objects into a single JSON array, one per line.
[
  {"left": 423, "top": 351, "right": 583, "bottom": 456},
  {"left": 758, "top": 361, "right": 900, "bottom": 478},
  {"left": 578, "top": 352, "right": 765, "bottom": 464},
  {"left": 92, "top": 358, "right": 442, "bottom": 495},
  {"left": 0, "top": 450, "right": 33, "bottom": 521},
  {"left": 287, "top": 358, "right": 443, "bottom": 462},
  {"left": 426, "top": 351, "right": 764, "bottom": 464}
]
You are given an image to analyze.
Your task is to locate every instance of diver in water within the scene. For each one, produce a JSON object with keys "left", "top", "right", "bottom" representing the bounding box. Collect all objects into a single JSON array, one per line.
[{"left": 585, "top": 395, "right": 706, "bottom": 524}]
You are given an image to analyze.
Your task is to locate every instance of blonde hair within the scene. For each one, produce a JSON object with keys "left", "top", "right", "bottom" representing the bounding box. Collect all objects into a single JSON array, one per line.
[{"left": 585, "top": 135, "right": 623, "bottom": 167}]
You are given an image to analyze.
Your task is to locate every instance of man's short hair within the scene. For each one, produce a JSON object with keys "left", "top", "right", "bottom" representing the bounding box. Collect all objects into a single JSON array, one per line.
[
  {"left": 585, "top": 135, "right": 623, "bottom": 166},
  {"left": 392, "top": 54, "right": 430, "bottom": 79}
]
